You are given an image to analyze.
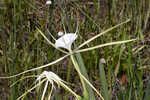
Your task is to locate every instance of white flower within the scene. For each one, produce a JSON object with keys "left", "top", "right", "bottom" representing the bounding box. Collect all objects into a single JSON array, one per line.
[
  {"left": 46, "top": 0, "right": 52, "bottom": 5},
  {"left": 37, "top": 71, "right": 62, "bottom": 84},
  {"left": 55, "top": 33, "right": 78, "bottom": 50},
  {"left": 36, "top": 71, "right": 64, "bottom": 100},
  {"left": 58, "top": 31, "right": 64, "bottom": 36},
  {"left": 36, "top": 71, "right": 80, "bottom": 100}
]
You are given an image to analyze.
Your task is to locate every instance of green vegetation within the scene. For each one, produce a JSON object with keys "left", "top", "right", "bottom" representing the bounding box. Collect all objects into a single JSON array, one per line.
[{"left": 0, "top": 0, "right": 150, "bottom": 100}]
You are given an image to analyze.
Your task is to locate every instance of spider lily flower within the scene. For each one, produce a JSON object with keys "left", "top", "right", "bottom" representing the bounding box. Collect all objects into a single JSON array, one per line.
[
  {"left": 37, "top": 71, "right": 63, "bottom": 85},
  {"left": 55, "top": 33, "right": 78, "bottom": 51},
  {"left": 36, "top": 71, "right": 64, "bottom": 100},
  {"left": 36, "top": 71, "right": 81, "bottom": 100},
  {"left": 55, "top": 22, "right": 79, "bottom": 51},
  {"left": 17, "top": 71, "right": 81, "bottom": 100}
]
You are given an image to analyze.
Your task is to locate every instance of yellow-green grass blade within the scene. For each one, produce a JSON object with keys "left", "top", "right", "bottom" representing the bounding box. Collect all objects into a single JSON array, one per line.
[
  {"left": 75, "top": 53, "right": 96, "bottom": 100},
  {"left": 36, "top": 28, "right": 68, "bottom": 54},
  {"left": 144, "top": 76, "right": 150, "bottom": 100},
  {"left": 10, "top": 75, "right": 38, "bottom": 87},
  {"left": 58, "top": 81, "right": 81, "bottom": 100},
  {"left": 75, "top": 39, "right": 136, "bottom": 53},
  {"left": 114, "top": 46, "right": 126, "bottom": 76},
  {"left": 17, "top": 78, "right": 46, "bottom": 100},
  {"left": 0, "top": 54, "right": 69, "bottom": 79},
  {"left": 70, "top": 54, "right": 88, "bottom": 99},
  {"left": 76, "top": 19, "right": 130, "bottom": 50},
  {"left": 99, "top": 61, "right": 110, "bottom": 100},
  {"left": 70, "top": 54, "right": 104, "bottom": 100}
]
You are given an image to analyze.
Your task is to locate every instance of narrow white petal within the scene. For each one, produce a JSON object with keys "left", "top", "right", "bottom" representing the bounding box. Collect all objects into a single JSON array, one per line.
[
  {"left": 55, "top": 33, "right": 77, "bottom": 50},
  {"left": 55, "top": 40, "right": 66, "bottom": 48}
]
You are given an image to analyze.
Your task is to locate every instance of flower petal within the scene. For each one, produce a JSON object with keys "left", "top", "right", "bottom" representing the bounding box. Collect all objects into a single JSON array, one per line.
[{"left": 55, "top": 33, "right": 77, "bottom": 50}]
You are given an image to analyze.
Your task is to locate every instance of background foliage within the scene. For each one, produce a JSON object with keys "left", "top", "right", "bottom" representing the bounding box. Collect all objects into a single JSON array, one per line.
[{"left": 0, "top": 0, "right": 150, "bottom": 100}]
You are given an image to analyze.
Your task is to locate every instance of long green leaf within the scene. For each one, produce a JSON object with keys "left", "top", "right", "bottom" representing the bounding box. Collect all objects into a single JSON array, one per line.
[
  {"left": 75, "top": 53, "right": 96, "bottom": 100},
  {"left": 76, "top": 19, "right": 130, "bottom": 50},
  {"left": 75, "top": 39, "right": 136, "bottom": 53},
  {"left": 144, "top": 76, "right": 150, "bottom": 100},
  {"left": 99, "top": 61, "right": 110, "bottom": 100}
]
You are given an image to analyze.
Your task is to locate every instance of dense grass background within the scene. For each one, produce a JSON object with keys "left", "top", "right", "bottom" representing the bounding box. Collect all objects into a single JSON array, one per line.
[{"left": 0, "top": 0, "right": 150, "bottom": 100}]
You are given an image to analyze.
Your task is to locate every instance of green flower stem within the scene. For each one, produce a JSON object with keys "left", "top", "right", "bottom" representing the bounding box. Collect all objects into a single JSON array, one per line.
[
  {"left": 70, "top": 52, "right": 89, "bottom": 98},
  {"left": 70, "top": 51, "right": 104, "bottom": 100},
  {"left": 75, "top": 39, "right": 136, "bottom": 53},
  {"left": 75, "top": 19, "right": 130, "bottom": 50},
  {"left": 59, "top": 81, "right": 82, "bottom": 100}
]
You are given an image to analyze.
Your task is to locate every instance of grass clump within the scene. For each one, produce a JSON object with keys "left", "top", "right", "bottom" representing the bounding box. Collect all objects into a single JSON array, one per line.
[{"left": 0, "top": 0, "right": 150, "bottom": 100}]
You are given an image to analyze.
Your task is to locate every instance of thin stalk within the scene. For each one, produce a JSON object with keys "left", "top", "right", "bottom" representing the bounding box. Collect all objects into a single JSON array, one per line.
[
  {"left": 75, "top": 39, "right": 136, "bottom": 53},
  {"left": 70, "top": 51, "right": 104, "bottom": 99},
  {"left": 59, "top": 81, "right": 81, "bottom": 100},
  {"left": 48, "top": 82, "right": 54, "bottom": 100},
  {"left": 99, "top": 61, "right": 110, "bottom": 100},
  {"left": 41, "top": 80, "right": 49, "bottom": 100},
  {"left": 17, "top": 78, "right": 47, "bottom": 100},
  {"left": 0, "top": 54, "right": 69, "bottom": 79},
  {"left": 70, "top": 53, "right": 104, "bottom": 100},
  {"left": 37, "top": 28, "right": 68, "bottom": 54},
  {"left": 70, "top": 53, "right": 88, "bottom": 97},
  {"left": 75, "top": 19, "right": 130, "bottom": 50},
  {"left": 10, "top": 75, "right": 38, "bottom": 87},
  {"left": 75, "top": 53, "right": 96, "bottom": 100}
]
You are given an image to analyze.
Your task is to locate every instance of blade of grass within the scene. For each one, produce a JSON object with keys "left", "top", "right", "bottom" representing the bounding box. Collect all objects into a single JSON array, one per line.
[
  {"left": 75, "top": 39, "right": 136, "bottom": 53},
  {"left": 127, "top": 43, "right": 133, "bottom": 100},
  {"left": 70, "top": 54, "right": 88, "bottom": 99},
  {"left": 114, "top": 46, "right": 126, "bottom": 76},
  {"left": 17, "top": 78, "right": 46, "bottom": 100},
  {"left": 36, "top": 28, "right": 68, "bottom": 54},
  {"left": 0, "top": 54, "right": 69, "bottom": 79},
  {"left": 75, "top": 19, "right": 130, "bottom": 50},
  {"left": 71, "top": 2, "right": 100, "bottom": 28},
  {"left": 64, "top": 59, "right": 73, "bottom": 100},
  {"left": 75, "top": 53, "right": 96, "bottom": 100},
  {"left": 99, "top": 61, "right": 110, "bottom": 100},
  {"left": 70, "top": 54, "right": 104, "bottom": 100},
  {"left": 10, "top": 75, "right": 38, "bottom": 87},
  {"left": 144, "top": 76, "right": 150, "bottom": 100},
  {"left": 58, "top": 81, "right": 81, "bottom": 100}
]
